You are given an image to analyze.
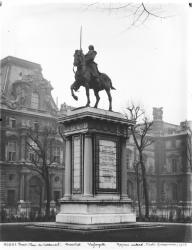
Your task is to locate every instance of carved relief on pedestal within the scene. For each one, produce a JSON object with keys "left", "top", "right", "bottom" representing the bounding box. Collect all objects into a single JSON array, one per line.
[{"left": 72, "top": 136, "right": 82, "bottom": 194}]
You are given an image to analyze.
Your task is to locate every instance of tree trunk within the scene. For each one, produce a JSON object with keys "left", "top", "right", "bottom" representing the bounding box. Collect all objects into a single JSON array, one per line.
[
  {"left": 45, "top": 169, "right": 50, "bottom": 218},
  {"left": 135, "top": 165, "right": 142, "bottom": 218},
  {"left": 140, "top": 154, "right": 149, "bottom": 218}
]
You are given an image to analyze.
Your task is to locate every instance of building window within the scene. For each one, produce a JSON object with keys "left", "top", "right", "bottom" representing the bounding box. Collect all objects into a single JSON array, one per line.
[
  {"left": 171, "top": 139, "right": 176, "bottom": 148},
  {"left": 54, "top": 176, "right": 60, "bottom": 182},
  {"left": 149, "top": 182, "right": 157, "bottom": 201},
  {"left": 28, "top": 141, "right": 39, "bottom": 162},
  {"left": 8, "top": 174, "right": 15, "bottom": 181},
  {"left": 21, "top": 119, "right": 30, "bottom": 128},
  {"left": 165, "top": 140, "right": 172, "bottom": 149},
  {"left": 31, "top": 92, "right": 39, "bottom": 109},
  {"left": 7, "top": 141, "right": 16, "bottom": 161},
  {"left": 9, "top": 118, "right": 16, "bottom": 128},
  {"left": 7, "top": 190, "right": 16, "bottom": 206},
  {"left": 54, "top": 147, "right": 61, "bottom": 163},
  {"left": 171, "top": 183, "right": 178, "bottom": 201},
  {"left": 53, "top": 191, "right": 60, "bottom": 205},
  {"left": 16, "top": 85, "right": 25, "bottom": 98},
  {"left": 33, "top": 121, "right": 39, "bottom": 130},
  {"left": 29, "top": 152, "right": 36, "bottom": 162},
  {"left": 176, "top": 139, "right": 181, "bottom": 148},
  {"left": 161, "top": 182, "right": 166, "bottom": 201},
  {"left": 171, "top": 158, "right": 177, "bottom": 173}
]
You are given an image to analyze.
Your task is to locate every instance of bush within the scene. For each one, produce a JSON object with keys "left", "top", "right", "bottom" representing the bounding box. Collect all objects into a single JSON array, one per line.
[
  {"left": 0, "top": 210, "right": 6, "bottom": 222},
  {"left": 183, "top": 216, "right": 192, "bottom": 223},
  {"left": 0, "top": 207, "right": 58, "bottom": 223}
]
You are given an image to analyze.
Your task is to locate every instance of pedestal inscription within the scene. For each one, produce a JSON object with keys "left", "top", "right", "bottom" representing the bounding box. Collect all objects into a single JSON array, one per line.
[{"left": 99, "top": 140, "right": 117, "bottom": 190}]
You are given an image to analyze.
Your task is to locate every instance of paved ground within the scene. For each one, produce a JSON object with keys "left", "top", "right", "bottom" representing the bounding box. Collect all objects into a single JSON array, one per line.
[{"left": 0, "top": 222, "right": 191, "bottom": 242}]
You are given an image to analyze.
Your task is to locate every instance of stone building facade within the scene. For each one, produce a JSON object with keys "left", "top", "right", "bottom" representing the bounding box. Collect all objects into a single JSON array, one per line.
[
  {"left": 0, "top": 56, "right": 65, "bottom": 217},
  {"left": 127, "top": 107, "right": 192, "bottom": 217}
]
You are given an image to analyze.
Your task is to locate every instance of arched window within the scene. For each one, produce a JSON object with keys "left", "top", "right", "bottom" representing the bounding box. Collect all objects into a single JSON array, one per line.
[
  {"left": 31, "top": 92, "right": 39, "bottom": 109},
  {"left": 29, "top": 176, "right": 43, "bottom": 207}
]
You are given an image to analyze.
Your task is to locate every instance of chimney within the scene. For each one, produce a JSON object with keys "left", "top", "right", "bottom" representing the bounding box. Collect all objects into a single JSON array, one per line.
[{"left": 153, "top": 107, "right": 163, "bottom": 121}]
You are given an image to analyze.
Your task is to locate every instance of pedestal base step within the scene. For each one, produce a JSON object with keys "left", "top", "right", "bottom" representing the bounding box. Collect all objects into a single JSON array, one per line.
[
  {"left": 27, "top": 222, "right": 163, "bottom": 231},
  {"left": 56, "top": 213, "right": 136, "bottom": 224}
]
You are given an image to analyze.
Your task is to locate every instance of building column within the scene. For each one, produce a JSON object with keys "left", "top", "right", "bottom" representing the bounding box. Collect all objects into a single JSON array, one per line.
[
  {"left": 83, "top": 134, "right": 93, "bottom": 197},
  {"left": 186, "top": 174, "right": 192, "bottom": 202},
  {"left": 25, "top": 174, "right": 30, "bottom": 201},
  {"left": 121, "top": 139, "right": 129, "bottom": 200},
  {"left": 64, "top": 138, "right": 72, "bottom": 199},
  {"left": 49, "top": 173, "right": 54, "bottom": 201},
  {"left": 19, "top": 173, "right": 25, "bottom": 201},
  {"left": 20, "top": 134, "right": 26, "bottom": 162}
]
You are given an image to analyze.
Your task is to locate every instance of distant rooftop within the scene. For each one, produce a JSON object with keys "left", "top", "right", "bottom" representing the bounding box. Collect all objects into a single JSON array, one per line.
[{"left": 0, "top": 56, "right": 42, "bottom": 70}]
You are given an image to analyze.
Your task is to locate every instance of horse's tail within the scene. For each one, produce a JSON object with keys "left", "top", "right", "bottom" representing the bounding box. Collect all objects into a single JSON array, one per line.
[
  {"left": 110, "top": 81, "right": 116, "bottom": 90},
  {"left": 100, "top": 73, "right": 116, "bottom": 90}
]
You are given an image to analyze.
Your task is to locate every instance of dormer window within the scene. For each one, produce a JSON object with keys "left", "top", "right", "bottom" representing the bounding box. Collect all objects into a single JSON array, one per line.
[{"left": 31, "top": 92, "right": 39, "bottom": 109}]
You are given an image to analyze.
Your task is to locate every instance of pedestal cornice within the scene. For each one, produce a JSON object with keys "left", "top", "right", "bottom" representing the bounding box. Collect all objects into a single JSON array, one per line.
[
  {"left": 58, "top": 107, "right": 134, "bottom": 126},
  {"left": 58, "top": 107, "right": 134, "bottom": 138}
]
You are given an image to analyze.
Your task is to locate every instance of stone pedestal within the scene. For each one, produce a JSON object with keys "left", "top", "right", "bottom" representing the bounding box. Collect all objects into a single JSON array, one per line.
[{"left": 56, "top": 107, "right": 136, "bottom": 226}]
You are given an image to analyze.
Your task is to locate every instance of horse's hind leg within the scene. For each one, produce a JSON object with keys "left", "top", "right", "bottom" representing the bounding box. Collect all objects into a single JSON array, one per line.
[
  {"left": 106, "top": 89, "right": 112, "bottom": 111},
  {"left": 85, "top": 86, "right": 90, "bottom": 107},
  {"left": 94, "top": 90, "right": 100, "bottom": 108}
]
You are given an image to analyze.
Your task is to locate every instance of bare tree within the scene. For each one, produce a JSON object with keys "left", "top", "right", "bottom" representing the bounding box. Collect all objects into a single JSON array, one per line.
[
  {"left": 84, "top": 2, "right": 172, "bottom": 28},
  {"left": 133, "top": 160, "right": 142, "bottom": 218},
  {"left": 25, "top": 126, "right": 57, "bottom": 218},
  {"left": 125, "top": 104, "right": 153, "bottom": 218}
]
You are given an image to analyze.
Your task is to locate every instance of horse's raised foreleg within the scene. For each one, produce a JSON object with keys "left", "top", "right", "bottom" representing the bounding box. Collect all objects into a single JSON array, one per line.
[
  {"left": 85, "top": 86, "right": 90, "bottom": 107},
  {"left": 70, "top": 82, "right": 78, "bottom": 101},
  {"left": 106, "top": 89, "right": 112, "bottom": 111},
  {"left": 94, "top": 90, "right": 100, "bottom": 108}
]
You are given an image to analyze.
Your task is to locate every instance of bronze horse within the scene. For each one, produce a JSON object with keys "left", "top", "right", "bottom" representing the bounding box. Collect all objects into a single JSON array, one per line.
[{"left": 71, "top": 50, "right": 115, "bottom": 111}]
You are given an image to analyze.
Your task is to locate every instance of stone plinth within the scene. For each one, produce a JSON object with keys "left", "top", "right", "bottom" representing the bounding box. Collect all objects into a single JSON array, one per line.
[
  {"left": 57, "top": 200, "right": 135, "bottom": 224},
  {"left": 56, "top": 107, "right": 136, "bottom": 225}
]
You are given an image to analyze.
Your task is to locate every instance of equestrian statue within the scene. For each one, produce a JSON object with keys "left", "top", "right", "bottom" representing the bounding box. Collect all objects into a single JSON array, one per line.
[{"left": 71, "top": 35, "right": 116, "bottom": 111}]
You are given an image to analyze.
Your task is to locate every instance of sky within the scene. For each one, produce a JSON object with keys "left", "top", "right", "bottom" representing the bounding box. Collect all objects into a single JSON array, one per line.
[{"left": 0, "top": 0, "right": 191, "bottom": 124}]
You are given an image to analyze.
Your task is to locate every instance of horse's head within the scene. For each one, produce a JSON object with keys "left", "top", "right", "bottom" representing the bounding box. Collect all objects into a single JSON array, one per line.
[{"left": 73, "top": 49, "right": 84, "bottom": 67}]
